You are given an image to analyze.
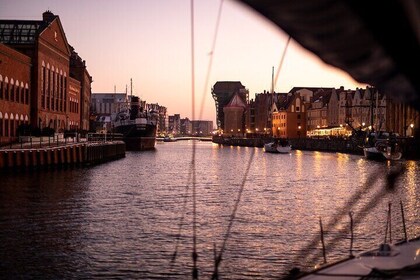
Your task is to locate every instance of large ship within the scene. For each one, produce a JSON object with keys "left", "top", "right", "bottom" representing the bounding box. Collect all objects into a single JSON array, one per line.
[{"left": 112, "top": 95, "right": 157, "bottom": 151}]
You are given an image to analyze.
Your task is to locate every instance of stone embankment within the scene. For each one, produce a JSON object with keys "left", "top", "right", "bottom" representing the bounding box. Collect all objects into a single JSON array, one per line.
[
  {"left": 0, "top": 136, "right": 125, "bottom": 170},
  {"left": 212, "top": 135, "right": 420, "bottom": 159}
]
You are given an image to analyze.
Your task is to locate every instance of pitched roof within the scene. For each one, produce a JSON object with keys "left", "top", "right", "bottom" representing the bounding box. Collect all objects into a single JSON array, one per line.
[
  {"left": 276, "top": 93, "right": 295, "bottom": 110},
  {"left": 311, "top": 89, "right": 333, "bottom": 106},
  {"left": 0, "top": 11, "right": 71, "bottom": 56},
  {"left": 225, "top": 93, "right": 246, "bottom": 108}
]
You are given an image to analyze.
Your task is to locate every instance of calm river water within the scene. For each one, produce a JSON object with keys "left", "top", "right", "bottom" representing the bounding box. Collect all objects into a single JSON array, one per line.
[{"left": 0, "top": 140, "right": 419, "bottom": 279}]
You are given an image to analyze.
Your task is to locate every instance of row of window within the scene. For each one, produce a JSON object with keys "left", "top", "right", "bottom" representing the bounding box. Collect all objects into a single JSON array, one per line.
[
  {"left": 0, "top": 113, "right": 29, "bottom": 137},
  {"left": 38, "top": 118, "right": 80, "bottom": 132},
  {"left": 0, "top": 75, "right": 30, "bottom": 105},
  {"left": 69, "top": 99, "right": 79, "bottom": 113},
  {"left": 41, "top": 64, "right": 67, "bottom": 112}
]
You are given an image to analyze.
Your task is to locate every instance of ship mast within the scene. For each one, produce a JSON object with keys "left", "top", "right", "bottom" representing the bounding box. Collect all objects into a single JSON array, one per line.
[
  {"left": 271, "top": 66, "right": 274, "bottom": 94},
  {"left": 130, "top": 78, "right": 133, "bottom": 98}
]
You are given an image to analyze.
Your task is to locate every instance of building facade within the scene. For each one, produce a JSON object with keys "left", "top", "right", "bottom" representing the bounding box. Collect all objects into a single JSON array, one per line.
[
  {"left": 223, "top": 93, "right": 247, "bottom": 137},
  {"left": 0, "top": 11, "right": 92, "bottom": 142},
  {"left": 168, "top": 114, "right": 180, "bottom": 136},
  {"left": 0, "top": 43, "right": 31, "bottom": 143},
  {"left": 212, "top": 81, "right": 248, "bottom": 131},
  {"left": 147, "top": 103, "right": 167, "bottom": 135},
  {"left": 191, "top": 120, "right": 213, "bottom": 136},
  {"left": 272, "top": 93, "right": 307, "bottom": 138}
]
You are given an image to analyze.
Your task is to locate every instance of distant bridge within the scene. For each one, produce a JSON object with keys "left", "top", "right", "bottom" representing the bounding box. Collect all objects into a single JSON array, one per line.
[{"left": 156, "top": 136, "right": 212, "bottom": 142}]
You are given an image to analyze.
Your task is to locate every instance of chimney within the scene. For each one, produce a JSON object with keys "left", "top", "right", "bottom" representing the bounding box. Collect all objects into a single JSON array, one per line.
[{"left": 43, "top": 10, "right": 55, "bottom": 23}]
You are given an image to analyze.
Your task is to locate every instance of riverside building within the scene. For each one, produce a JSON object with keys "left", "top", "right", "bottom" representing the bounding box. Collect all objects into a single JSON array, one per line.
[{"left": 0, "top": 11, "right": 92, "bottom": 145}]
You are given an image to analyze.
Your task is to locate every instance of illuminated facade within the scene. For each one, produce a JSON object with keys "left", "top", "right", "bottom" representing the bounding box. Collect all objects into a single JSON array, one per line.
[{"left": 272, "top": 92, "right": 307, "bottom": 138}]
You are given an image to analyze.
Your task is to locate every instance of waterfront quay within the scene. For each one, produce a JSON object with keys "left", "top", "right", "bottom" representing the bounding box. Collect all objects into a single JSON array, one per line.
[
  {"left": 0, "top": 134, "right": 125, "bottom": 170},
  {"left": 212, "top": 135, "right": 420, "bottom": 159}
]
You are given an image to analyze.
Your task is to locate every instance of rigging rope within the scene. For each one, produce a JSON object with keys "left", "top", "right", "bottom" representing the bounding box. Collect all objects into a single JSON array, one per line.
[
  {"left": 286, "top": 164, "right": 406, "bottom": 277},
  {"left": 199, "top": 0, "right": 224, "bottom": 120},
  {"left": 274, "top": 36, "right": 291, "bottom": 91},
  {"left": 172, "top": 0, "right": 224, "bottom": 276},
  {"left": 212, "top": 148, "right": 256, "bottom": 280},
  {"left": 170, "top": 163, "right": 193, "bottom": 265},
  {"left": 190, "top": 0, "right": 198, "bottom": 279}
]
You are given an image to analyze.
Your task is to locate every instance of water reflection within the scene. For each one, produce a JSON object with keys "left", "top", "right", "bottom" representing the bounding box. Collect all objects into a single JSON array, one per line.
[{"left": 0, "top": 142, "right": 418, "bottom": 279}]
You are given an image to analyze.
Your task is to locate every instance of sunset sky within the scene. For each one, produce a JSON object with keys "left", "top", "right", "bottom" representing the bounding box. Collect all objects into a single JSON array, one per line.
[{"left": 1, "top": 0, "right": 366, "bottom": 123}]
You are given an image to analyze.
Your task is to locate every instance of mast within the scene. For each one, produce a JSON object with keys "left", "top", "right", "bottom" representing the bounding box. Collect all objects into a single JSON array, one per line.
[
  {"left": 370, "top": 87, "right": 374, "bottom": 131},
  {"left": 271, "top": 66, "right": 274, "bottom": 94},
  {"left": 375, "top": 89, "right": 379, "bottom": 130},
  {"left": 130, "top": 78, "right": 133, "bottom": 98},
  {"left": 268, "top": 66, "right": 275, "bottom": 135}
]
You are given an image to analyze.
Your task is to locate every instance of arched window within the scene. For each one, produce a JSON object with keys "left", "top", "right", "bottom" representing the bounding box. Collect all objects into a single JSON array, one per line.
[
  {"left": 5, "top": 77, "right": 9, "bottom": 101},
  {"left": 15, "top": 80, "right": 20, "bottom": 103},
  {"left": 5, "top": 113, "right": 9, "bottom": 137},
  {"left": 25, "top": 84, "right": 29, "bottom": 105},
  {"left": 0, "top": 112, "right": 3, "bottom": 136},
  {"left": 42, "top": 65, "right": 46, "bottom": 108},
  {"left": 10, "top": 79, "right": 15, "bottom": 102},
  {"left": 0, "top": 75, "right": 3, "bottom": 99},
  {"left": 20, "top": 81, "right": 25, "bottom": 104},
  {"left": 46, "top": 64, "right": 50, "bottom": 108},
  {"left": 10, "top": 113, "right": 15, "bottom": 137}
]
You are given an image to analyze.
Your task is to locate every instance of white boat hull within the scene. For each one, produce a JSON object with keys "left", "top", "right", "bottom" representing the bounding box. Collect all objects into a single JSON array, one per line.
[
  {"left": 363, "top": 146, "right": 385, "bottom": 161},
  {"left": 264, "top": 141, "right": 292, "bottom": 154},
  {"left": 298, "top": 237, "right": 420, "bottom": 279}
]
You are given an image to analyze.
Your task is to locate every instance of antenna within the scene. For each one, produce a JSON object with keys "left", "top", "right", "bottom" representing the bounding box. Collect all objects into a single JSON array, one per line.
[{"left": 130, "top": 78, "right": 133, "bottom": 97}]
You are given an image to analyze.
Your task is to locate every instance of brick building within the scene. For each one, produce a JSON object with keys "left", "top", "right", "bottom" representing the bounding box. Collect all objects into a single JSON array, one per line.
[
  {"left": 272, "top": 92, "right": 307, "bottom": 138},
  {"left": 0, "top": 43, "right": 31, "bottom": 143},
  {"left": 0, "top": 10, "right": 92, "bottom": 144},
  {"left": 212, "top": 81, "right": 248, "bottom": 131},
  {"left": 223, "top": 93, "right": 246, "bottom": 136}
]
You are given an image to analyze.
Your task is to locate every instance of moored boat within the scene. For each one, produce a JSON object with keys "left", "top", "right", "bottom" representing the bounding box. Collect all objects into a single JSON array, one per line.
[
  {"left": 163, "top": 136, "right": 177, "bottom": 142},
  {"left": 112, "top": 95, "right": 157, "bottom": 151},
  {"left": 264, "top": 139, "right": 292, "bottom": 154},
  {"left": 295, "top": 237, "right": 420, "bottom": 279},
  {"left": 363, "top": 145, "right": 385, "bottom": 161},
  {"left": 363, "top": 133, "right": 402, "bottom": 161}
]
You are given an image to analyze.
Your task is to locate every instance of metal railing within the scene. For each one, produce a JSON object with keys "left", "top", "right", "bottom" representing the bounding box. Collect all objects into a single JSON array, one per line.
[{"left": 1, "top": 133, "right": 123, "bottom": 150}]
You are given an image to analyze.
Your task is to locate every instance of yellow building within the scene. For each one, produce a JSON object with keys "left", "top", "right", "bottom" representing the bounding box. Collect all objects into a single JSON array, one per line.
[{"left": 272, "top": 93, "right": 307, "bottom": 138}]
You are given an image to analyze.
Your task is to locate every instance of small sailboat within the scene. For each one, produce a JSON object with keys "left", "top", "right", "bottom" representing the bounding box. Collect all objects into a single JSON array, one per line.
[
  {"left": 363, "top": 132, "right": 402, "bottom": 161},
  {"left": 264, "top": 139, "right": 292, "bottom": 154}
]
